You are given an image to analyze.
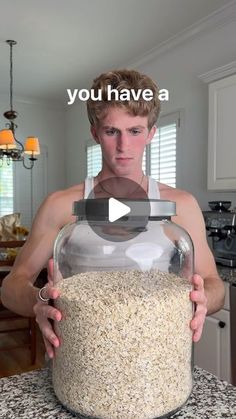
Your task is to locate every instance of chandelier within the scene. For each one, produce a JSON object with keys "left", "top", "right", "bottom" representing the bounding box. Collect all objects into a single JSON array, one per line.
[{"left": 0, "top": 40, "right": 40, "bottom": 169}]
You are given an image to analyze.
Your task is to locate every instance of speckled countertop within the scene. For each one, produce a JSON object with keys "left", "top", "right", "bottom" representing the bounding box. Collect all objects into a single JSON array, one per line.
[{"left": 0, "top": 366, "right": 235, "bottom": 419}]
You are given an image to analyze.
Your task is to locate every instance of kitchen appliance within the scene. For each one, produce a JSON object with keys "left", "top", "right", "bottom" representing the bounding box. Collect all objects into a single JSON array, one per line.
[
  {"left": 203, "top": 201, "right": 236, "bottom": 267},
  {"left": 208, "top": 201, "right": 232, "bottom": 212}
]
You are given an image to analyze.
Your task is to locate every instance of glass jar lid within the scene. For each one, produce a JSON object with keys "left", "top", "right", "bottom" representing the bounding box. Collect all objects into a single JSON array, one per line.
[{"left": 73, "top": 199, "right": 176, "bottom": 220}]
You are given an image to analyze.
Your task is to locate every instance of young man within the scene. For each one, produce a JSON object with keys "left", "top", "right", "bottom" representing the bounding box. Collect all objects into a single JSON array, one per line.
[{"left": 1, "top": 69, "right": 225, "bottom": 359}]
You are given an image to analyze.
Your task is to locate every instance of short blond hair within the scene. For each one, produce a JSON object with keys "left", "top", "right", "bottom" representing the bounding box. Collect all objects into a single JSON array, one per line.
[{"left": 87, "top": 69, "right": 160, "bottom": 130}]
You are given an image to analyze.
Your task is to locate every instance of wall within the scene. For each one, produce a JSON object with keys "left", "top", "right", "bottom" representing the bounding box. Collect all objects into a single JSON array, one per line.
[
  {"left": 65, "top": 100, "right": 90, "bottom": 186},
  {"left": 65, "top": 17, "right": 236, "bottom": 210},
  {"left": 136, "top": 19, "right": 236, "bottom": 209},
  {"left": 0, "top": 97, "right": 66, "bottom": 225}
]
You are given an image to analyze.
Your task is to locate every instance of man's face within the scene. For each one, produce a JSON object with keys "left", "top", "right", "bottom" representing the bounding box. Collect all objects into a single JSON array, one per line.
[{"left": 91, "top": 107, "right": 156, "bottom": 177}]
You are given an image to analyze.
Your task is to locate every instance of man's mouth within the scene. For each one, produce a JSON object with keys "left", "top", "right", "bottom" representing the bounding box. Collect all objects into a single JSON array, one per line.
[{"left": 116, "top": 157, "right": 133, "bottom": 161}]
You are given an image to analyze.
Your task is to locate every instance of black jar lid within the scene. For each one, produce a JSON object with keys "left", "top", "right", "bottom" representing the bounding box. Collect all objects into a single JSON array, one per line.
[{"left": 73, "top": 199, "right": 176, "bottom": 220}]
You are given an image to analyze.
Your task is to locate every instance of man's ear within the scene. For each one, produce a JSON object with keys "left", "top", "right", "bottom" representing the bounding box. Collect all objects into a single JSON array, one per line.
[
  {"left": 146, "top": 125, "right": 157, "bottom": 145},
  {"left": 90, "top": 126, "right": 100, "bottom": 144}
]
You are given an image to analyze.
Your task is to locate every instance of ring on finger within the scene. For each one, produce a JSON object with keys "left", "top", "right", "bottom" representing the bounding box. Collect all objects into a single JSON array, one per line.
[{"left": 38, "top": 286, "right": 50, "bottom": 303}]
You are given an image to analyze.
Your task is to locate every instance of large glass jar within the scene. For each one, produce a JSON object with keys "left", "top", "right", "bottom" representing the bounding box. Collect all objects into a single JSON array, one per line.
[{"left": 52, "top": 199, "right": 194, "bottom": 419}]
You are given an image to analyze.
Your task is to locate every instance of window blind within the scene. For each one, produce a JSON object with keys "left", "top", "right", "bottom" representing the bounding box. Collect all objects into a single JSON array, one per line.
[
  {"left": 87, "top": 143, "right": 102, "bottom": 177},
  {"left": 0, "top": 160, "right": 14, "bottom": 216},
  {"left": 150, "top": 122, "right": 177, "bottom": 187},
  {"left": 142, "top": 148, "right": 146, "bottom": 174}
]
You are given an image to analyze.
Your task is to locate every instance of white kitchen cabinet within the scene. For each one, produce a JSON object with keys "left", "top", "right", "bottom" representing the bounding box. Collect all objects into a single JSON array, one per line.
[
  {"left": 208, "top": 73, "right": 236, "bottom": 190},
  {"left": 194, "top": 308, "right": 231, "bottom": 383}
]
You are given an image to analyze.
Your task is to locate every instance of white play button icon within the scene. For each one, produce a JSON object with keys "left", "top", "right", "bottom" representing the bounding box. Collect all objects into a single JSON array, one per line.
[
  {"left": 82, "top": 176, "right": 150, "bottom": 241},
  {"left": 108, "top": 198, "right": 131, "bottom": 222}
]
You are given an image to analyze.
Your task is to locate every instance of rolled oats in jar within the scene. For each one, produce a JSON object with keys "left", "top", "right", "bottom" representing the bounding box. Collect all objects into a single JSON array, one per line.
[{"left": 52, "top": 199, "right": 194, "bottom": 419}]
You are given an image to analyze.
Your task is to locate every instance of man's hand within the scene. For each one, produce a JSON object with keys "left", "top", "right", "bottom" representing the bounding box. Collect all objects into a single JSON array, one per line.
[
  {"left": 33, "top": 259, "right": 61, "bottom": 359},
  {"left": 190, "top": 274, "right": 208, "bottom": 342}
]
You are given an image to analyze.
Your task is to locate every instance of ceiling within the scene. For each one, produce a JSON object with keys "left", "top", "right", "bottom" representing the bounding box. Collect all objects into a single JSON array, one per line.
[{"left": 0, "top": 0, "right": 234, "bottom": 104}]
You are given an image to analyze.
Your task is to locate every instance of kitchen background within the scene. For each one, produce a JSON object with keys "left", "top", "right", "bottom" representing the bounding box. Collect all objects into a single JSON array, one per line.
[{"left": 0, "top": 0, "right": 236, "bottom": 228}]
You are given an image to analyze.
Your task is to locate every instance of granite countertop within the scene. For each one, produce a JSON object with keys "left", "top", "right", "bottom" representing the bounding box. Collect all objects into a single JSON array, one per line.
[{"left": 0, "top": 366, "right": 235, "bottom": 419}]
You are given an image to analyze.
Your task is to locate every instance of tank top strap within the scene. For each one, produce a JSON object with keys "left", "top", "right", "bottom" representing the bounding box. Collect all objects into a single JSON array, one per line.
[
  {"left": 84, "top": 177, "right": 95, "bottom": 199},
  {"left": 148, "top": 177, "right": 160, "bottom": 199},
  {"left": 84, "top": 176, "right": 159, "bottom": 199}
]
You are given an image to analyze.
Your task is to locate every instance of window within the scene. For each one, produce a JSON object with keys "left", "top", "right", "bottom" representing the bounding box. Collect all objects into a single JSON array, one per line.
[
  {"left": 144, "top": 112, "right": 179, "bottom": 187},
  {"left": 13, "top": 145, "right": 48, "bottom": 228},
  {"left": 0, "top": 146, "right": 48, "bottom": 227},
  {"left": 87, "top": 143, "right": 102, "bottom": 177},
  {"left": 0, "top": 160, "right": 14, "bottom": 216},
  {"left": 86, "top": 112, "right": 178, "bottom": 187}
]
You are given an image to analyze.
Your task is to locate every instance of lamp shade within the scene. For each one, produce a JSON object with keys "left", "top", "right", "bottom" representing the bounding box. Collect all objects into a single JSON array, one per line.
[
  {"left": 24, "top": 137, "right": 40, "bottom": 155},
  {"left": 0, "top": 129, "right": 16, "bottom": 149}
]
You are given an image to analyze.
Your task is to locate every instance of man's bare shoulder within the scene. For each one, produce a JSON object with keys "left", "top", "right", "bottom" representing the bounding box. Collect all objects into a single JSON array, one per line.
[
  {"left": 158, "top": 182, "right": 199, "bottom": 216},
  {"left": 47, "top": 183, "right": 84, "bottom": 203},
  {"left": 36, "top": 182, "right": 85, "bottom": 228},
  {"left": 159, "top": 182, "right": 193, "bottom": 202}
]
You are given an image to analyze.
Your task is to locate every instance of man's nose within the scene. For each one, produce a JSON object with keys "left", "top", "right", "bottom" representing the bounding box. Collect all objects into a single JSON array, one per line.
[{"left": 116, "top": 132, "right": 130, "bottom": 152}]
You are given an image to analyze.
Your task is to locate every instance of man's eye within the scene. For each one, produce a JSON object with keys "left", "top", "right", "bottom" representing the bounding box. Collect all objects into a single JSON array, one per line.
[
  {"left": 130, "top": 129, "right": 141, "bottom": 135},
  {"left": 105, "top": 129, "right": 117, "bottom": 135}
]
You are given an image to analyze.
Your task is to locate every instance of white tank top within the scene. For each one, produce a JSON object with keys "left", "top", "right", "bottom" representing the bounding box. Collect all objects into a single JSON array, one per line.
[
  {"left": 83, "top": 176, "right": 160, "bottom": 199},
  {"left": 68, "top": 176, "right": 173, "bottom": 272}
]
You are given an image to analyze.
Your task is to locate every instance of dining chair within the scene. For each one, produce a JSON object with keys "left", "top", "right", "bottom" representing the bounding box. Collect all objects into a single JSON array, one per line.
[{"left": 0, "top": 240, "right": 36, "bottom": 365}]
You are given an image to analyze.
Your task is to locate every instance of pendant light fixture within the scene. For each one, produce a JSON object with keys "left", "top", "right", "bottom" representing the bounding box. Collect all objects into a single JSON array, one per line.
[{"left": 0, "top": 40, "right": 40, "bottom": 169}]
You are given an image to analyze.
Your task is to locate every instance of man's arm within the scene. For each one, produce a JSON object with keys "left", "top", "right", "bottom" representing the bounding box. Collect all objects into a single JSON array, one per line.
[
  {"left": 1, "top": 193, "right": 66, "bottom": 316},
  {"left": 200, "top": 272, "right": 225, "bottom": 315},
  {"left": 175, "top": 192, "right": 225, "bottom": 315}
]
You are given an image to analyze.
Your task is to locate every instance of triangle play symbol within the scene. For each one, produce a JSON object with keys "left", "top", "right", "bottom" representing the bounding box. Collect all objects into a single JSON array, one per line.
[{"left": 108, "top": 198, "right": 131, "bottom": 222}]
